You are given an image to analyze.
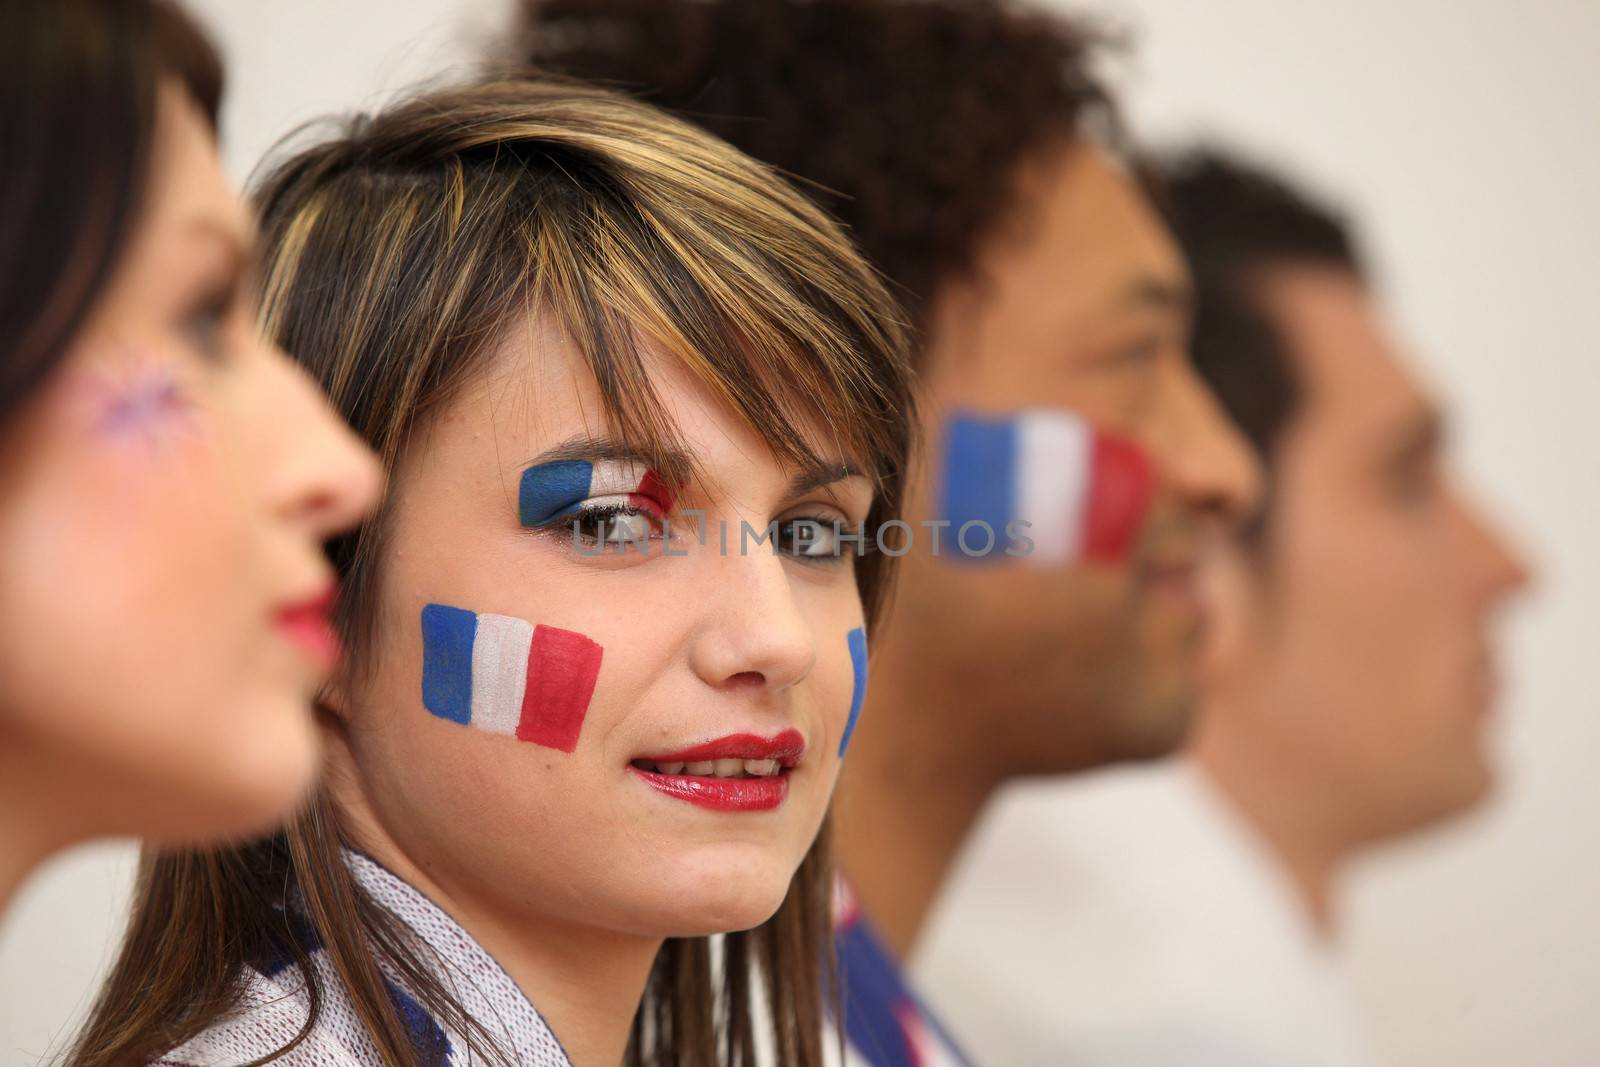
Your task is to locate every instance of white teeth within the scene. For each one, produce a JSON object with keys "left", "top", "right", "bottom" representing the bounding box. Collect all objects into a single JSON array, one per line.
[{"left": 644, "top": 757, "right": 786, "bottom": 778}]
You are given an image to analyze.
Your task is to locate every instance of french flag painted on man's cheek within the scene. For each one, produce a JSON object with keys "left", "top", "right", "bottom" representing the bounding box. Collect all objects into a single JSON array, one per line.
[
  {"left": 518, "top": 458, "right": 673, "bottom": 527},
  {"left": 938, "top": 409, "right": 1155, "bottom": 565},
  {"left": 419, "top": 603, "right": 603, "bottom": 753}
]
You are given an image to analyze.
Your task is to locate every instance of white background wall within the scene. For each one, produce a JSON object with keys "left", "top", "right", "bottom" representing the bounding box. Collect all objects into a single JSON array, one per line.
[
  {"left": 1, "top": 1, "right": 1595, "bottom": 1064},
  {"left": 1077, "top": 4, "right": 1600, "bottom": 1065}
]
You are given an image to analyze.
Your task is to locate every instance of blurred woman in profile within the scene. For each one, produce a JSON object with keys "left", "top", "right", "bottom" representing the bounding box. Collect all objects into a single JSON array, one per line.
[{"left": 0, "top": 0, "right": 380, "bottom": 915}]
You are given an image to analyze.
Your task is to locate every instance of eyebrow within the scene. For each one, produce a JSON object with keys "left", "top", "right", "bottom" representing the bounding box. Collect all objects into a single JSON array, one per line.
[
  {"left": 1125, "top": 276, "right": 1195, "bottom": 317},
  {"left": 786, "top": 458, "right": 868, "bottom": 498},
  {"left": 179, "top": 216, "right": 251, "bottom": 274}
]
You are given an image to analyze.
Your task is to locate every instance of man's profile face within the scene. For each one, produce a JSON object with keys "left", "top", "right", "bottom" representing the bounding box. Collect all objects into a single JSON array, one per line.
[
  {"left": 1209, "top": 266, "right": 1529, "bottom": 839},
  {"left": 891, "top": 140, "right": 1260, "bottom": 776}
]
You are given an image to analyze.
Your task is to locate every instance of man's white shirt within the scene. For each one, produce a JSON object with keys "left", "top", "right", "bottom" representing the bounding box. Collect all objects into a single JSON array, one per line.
[{"left": 912, "top": 760, "right": 1379, "bottom": 1067}]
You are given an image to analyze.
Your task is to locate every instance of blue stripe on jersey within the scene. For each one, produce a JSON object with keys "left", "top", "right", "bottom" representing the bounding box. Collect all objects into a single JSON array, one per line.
[
  {"left": 385, "top": 977, "right": 453, "bottom": 1067},
  {"left": 836, "top": 908, "right": 980, "bottom": 1067},
  {"left": 251, "top": 909, "right": 324, "bottom": 979}
]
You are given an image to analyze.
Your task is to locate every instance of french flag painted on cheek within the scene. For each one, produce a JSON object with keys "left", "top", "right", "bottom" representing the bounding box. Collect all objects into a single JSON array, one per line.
[
  {"left": 419, "top": 604, "right": 603, "bottom": 753},
  {"left": 519, "top": 458, "right": 673, "bottom": 527},
  {"left": 838, "top": 627, "right": 869, "bottom": 758},
  {"left": 939, "top": 409, "right": 1155, "bottom": 565}
]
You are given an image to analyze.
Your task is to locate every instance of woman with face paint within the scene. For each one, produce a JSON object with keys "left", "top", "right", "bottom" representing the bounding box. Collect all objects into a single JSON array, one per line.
[
  {"left": 69, "top": 78, "right": 914, "bottom": 1067},
  {"left": 0, "top": 2, "right": 379, "bottom": 915}
]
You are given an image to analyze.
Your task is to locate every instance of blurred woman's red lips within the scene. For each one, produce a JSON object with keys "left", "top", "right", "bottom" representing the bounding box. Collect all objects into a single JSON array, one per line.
[
  {"left": 275, "top": 582, "right": 341, "bottom": 670},
  {"left": 630, "top": 729, "right": 804, "bottom": 812}
]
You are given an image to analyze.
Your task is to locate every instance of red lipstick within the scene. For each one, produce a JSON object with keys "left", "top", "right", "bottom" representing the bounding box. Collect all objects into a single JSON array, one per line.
[
  {"left": 631, "top": 729, "right": 805, "bottom": 812},
  {"left": 275, "top": 582, "right": 341, "bottom": 670}
]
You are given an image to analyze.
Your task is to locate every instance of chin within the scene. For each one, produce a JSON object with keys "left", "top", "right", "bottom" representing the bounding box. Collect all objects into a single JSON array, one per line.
[
  {"left": 157, "top": 695, "right": 322, "bottom": 843},
  {"left": 637, "top": 850, "right": 800, "bottom": 938},
  {"left": 75, "top": 690, "right": 318, "bottom": 845},
  {"left": 1442, "top": 752, "right": 1497, "bottom": 821},
  {"left": 1444, "top": 726, "right": 1500, "bottom": 809},
  {"left": 1390, "top": 753, "right": 1497, "bottom": 840},
  {"left": 1104, "top": 678, "right": 1196, "bottom": 764}
]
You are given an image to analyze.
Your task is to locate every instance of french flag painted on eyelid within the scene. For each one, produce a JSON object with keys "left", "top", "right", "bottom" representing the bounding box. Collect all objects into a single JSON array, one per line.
[
  {"left": 518, "top": 459, "right": 673, "bottom": 527},
  {"left": 939, "top": 409, "right": 1155, "bottom": 565},
  {"left": 419, "top": 603, "right": 603, "bottom": 753}
]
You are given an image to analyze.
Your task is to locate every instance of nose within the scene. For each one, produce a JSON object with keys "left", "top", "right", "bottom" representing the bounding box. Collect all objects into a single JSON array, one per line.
[
  {"left": 264, "top": 350, "right": 383, "bottom": 542},
  {"left": 1153, "top": 360, "right": 1264, "bottom": 525},
  {"left": 1454, "top": 488, "right": 1534, "bottom": 609},
  {"left": 686, "top": 540, "right": 817, "bottom": 696}
]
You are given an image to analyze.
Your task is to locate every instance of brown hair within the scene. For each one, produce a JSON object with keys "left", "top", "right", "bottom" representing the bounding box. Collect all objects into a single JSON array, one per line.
[
  {"left": 0, "top": 0, "right": 222, "bottom": 425},
  {"left": 1155, "top": 147, "right": 1363, "bottom": 460},
  {"left": 508, "top": 0, "right": 1119, "bottom": 344},
  {"left": 69, "top": 77, "right": 914, "bottom": 1067}
]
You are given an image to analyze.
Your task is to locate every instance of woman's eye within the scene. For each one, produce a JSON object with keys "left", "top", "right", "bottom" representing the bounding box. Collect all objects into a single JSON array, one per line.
[
  {"left": 778, "top": 517, "right": 857, "bottom": 562},
  {"left": 558, "top": 504, "right": 659, "bottom": 551},
  {"left": 182, "top": 291, "right": 235, "bottom": 361},
  {"left": 600, "top": 511, "right": 654, "bottom": 544}
]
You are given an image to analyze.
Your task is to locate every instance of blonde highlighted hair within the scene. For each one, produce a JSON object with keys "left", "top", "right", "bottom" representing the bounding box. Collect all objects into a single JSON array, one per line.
[{"left": 69, "top": 77, "right": 913, "bottom": 1067}]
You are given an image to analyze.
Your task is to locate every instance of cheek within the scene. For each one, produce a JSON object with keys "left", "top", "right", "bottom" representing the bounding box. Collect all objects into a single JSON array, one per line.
[
  {"left": 1294, "top": 499, "right": 1456, "bottom": 658},
  {"left": 781, "top": 571, "right": 870, "bottom": 751},
  {"left": 418, "top": 603, "right": 606, "bottom": 754},
  {"left": 35, "top": 358, "right": 256, "bottom": 597},
  {"left": 0, "top": 380, "right": 309, "bottom": 829},
  {"left": 837, "top": 626, "right": 869, "bottom": 757},
  {"left": 933, "top": 410, "right": 1154, "bottom": 569},
  {"left": 1263, "top": 500, "right": 1468, "bottom": 767},
  {"left": 89, "top": 361, "right": 201, "bottom": 443},
  {"left": 357, "top": 598, "right": 618, "bottom": 821},
  {"left": 356, "top": 707, "right": 634, "bottom": 926}
]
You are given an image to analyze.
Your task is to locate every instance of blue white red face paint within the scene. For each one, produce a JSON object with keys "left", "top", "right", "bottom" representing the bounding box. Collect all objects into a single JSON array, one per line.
[
  {"left": 419, "top": 603, "right": 603, "bottom": 753},
  {"left": 838, "top": 626, "right": 869, "bottom": 757},
  {"left": 79, "top": 346, "right": 197, "bottom": 444},
  {"left": 939, "top": 409, "right": 1154, "bottom": 565},
  {"left": 519, "top": 458, "right": 674, "bottom": 527}
]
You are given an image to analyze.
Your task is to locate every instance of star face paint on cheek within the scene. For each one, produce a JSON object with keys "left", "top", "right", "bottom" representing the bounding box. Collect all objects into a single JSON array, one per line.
[
  {"left": 838, "top": 626, "right": 869, "bottom": 757},
  {"left": 76, "top": 346, "right": 200, "bottom": 445},
  {"left": 939, "top": 409, "right": 1155, "bottom": 565},
  {"left": 99, "top": 369, "right": 192, "bottom": 434},
  {"left": 419, "top": 603, "right": 604, "bottom": 753},
  {"left": 518, "top": 458, "right": 675, "bottom": 526}
]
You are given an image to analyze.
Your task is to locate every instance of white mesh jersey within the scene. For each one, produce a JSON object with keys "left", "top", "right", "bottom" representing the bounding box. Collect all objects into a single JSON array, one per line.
[{"left": 154, "top": 850, "right": 573, "bottom": 1067}]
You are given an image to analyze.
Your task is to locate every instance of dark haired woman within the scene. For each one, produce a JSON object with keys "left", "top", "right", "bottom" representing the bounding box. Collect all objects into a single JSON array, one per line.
[{"left": 0, "top": 0, "right": 379, "bottom": 914}]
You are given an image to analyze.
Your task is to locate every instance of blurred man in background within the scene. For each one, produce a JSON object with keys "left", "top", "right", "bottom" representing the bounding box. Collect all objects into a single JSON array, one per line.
[
  {"left": 509, "top": 2, "right": 1259, "bottom": 1063},
  {"left": 914, "top": 148, "right": 1532, "bottom": 1066}
]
